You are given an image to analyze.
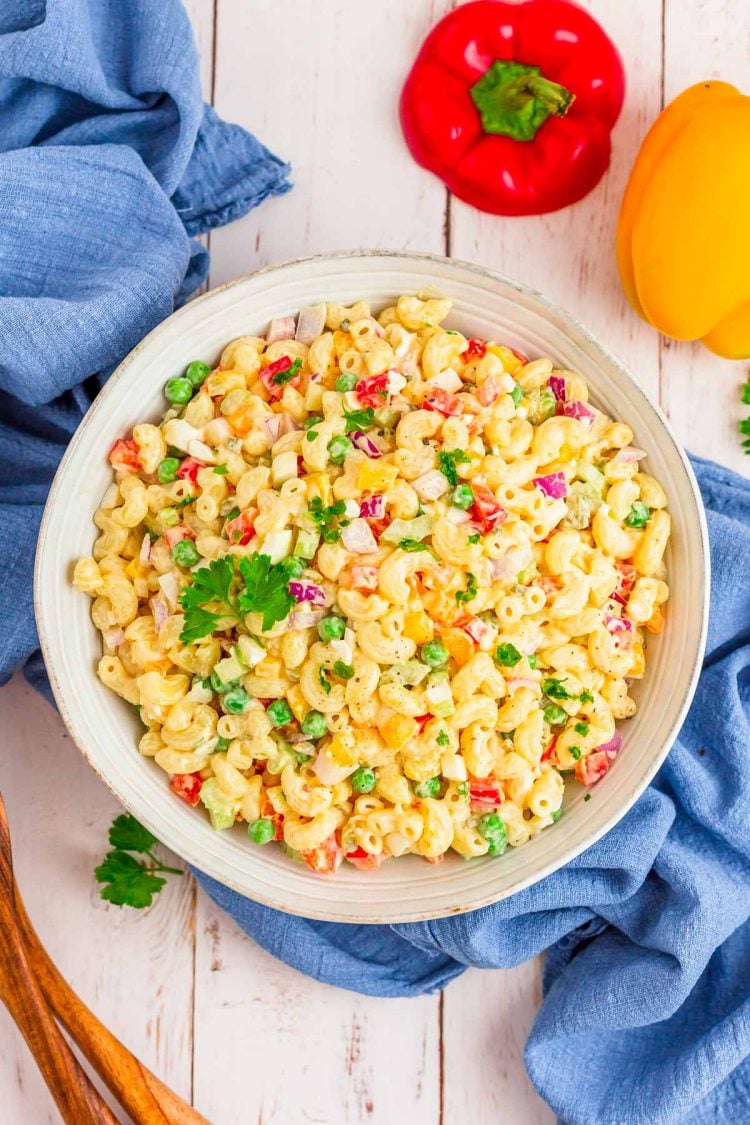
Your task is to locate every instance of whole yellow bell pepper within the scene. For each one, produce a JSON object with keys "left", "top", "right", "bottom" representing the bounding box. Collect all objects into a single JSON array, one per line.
[{"left": 617, "top": 81, "right": 750, "bottom": 359}]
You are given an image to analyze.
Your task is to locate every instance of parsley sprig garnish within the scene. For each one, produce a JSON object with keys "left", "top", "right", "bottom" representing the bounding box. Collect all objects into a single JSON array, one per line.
[
  {"left": 438, "top": 449, "right": 471, "bottom": 487},
  {"left": 179, "top": 553, "right": 295, "bottom": 643},
  {"left": 343, "top": 407, "right": 376, "bottom": 433},
  {"left": 399, "top": 538, "right": 432, "bottom": 553},
  {"left": 542, "top": 677, "right": 594, "bottom": 705},
  {"left": 94, "top": 815, "right": 182, "bottom": 909},
  {"left": 308, "top": 497, "right": 350, "bottom": 543}
]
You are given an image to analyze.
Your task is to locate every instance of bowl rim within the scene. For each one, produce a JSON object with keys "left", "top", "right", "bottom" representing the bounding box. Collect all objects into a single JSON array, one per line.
[{"left": 34, "top": 248, "right": 710, "bottom": 922}]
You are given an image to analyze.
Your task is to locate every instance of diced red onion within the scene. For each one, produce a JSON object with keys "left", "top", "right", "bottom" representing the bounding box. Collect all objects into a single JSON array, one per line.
[
  {"left": 278, "top": 412, "right": 301, "bottom": 436},
  {"left": 289, "top": 581, "right": 326, "bottom": 605},
  {"left": 351, "top": 431, "right": 382, "bottom": 459},
  {"left": 549, "top": 374, "right": 567, "bottom": 402},
  {"left": 157, "top": 572, "right": 179, "bottom": 609},
  {"left": 463, "top": 617, "right": 494, "bottom": 648},
  {"left": 611, "top": 591, "right": 627, "bottom": 607},
  {"left": 352, "top": 565, "right": 379, "bottom": 590},
  {"left": 614, "top": 446, "right": 647, "bottom": 462},
  {"left": 139, "top": 533, "right": 152, "bottom": 565},
  {"left": 413, "top": 469, "right": 449, "bottom": 501},
  {"left": 288, "top": 732, "right": 315, "bottom": 746},
  {"left": 596, "top": 731, "right": 623, "bottom": 759},
  {"left": 533, "top": 472, "right": 568, "bottom": 499},
  {"left": 288, "top": 606, "right": 327, "bottom": 629},
  {"left": 260, "top": 414, "right": 283, "bottom": 444},
  {"left": 151, "top": 595, "right": 170, "bottom": 632},
  {"left": 267, "top": 315, "right": 296, "bottom": 343},
  {"left": 295, "top": 304, "right": 326, "bottom": 345},
  {"left": 562, "top": 400, "right": 597, "bottom": 424},
  {"left": 506, "top": 676, "right": 539, "bottom": 692},
  {"left": 360, "top": 494, "right": 385, "bottom": 519},
  {"left": 604, "top": 615, "right": 632, "bottom": 634},
  {"left": 341, "top": 519, "right": 378, "bottom": 554},
  {"left": 102, "top": 627, "right": 125, "bottom": 654}
]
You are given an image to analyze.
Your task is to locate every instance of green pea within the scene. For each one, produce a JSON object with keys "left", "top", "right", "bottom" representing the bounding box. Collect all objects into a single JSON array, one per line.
[
  {"left": 223, "top": 686, "right": 250, "bottom": 714},
  {"left": 351, "top": 767, "right": 376, "bottom": 794},
  {"left": 451, "top": 484, "right": 475, "bottom": 510},
  {"left": 327, "top": 435, "right": 353, "bottom": 464},
  {"left": 421, "top": 641, "right": 448, "bottom": 668},
  {"left": 543, "top": 703, "right": 568, "bottom": 726},
  {"left": 157, "top": 457, "right": 181, "bottom": 484},
  {"left": 414, "top": 777, "right": 441, "bottom": 799},
  {"left": 267, "top": 699, "right": 293, "bottom": 726},
  {"left": 171, "top": 539, "right": 200, "bottom": 567},
  {"left": 478, "top": 813, "right": 507, "bottom": 856},
  {"left": 625, "top": 501, "right": 650, "bottom": 529},
  {"left": 333, "top": 660, "right": 354, "bottom": 680},
  {"left": 248, "top": 818, "right": 275, "bottom": 845},
  {"left": 185, "top": 360, "right": 211, "bottom": 387},
  {"left": 301, "top": 710, "right": 327, "bottom": 739},
  {"left": 164, "top": 377, "right": 193, "bottom": 405},
  {"left": 318, "top": 615, "right": 346, "bottom": 642},
  {"left": 335, "top": 373, "right": 358, "bottom": 393},
  {"left": 279, "top": 555, "right": 305, "bottom": 578}
]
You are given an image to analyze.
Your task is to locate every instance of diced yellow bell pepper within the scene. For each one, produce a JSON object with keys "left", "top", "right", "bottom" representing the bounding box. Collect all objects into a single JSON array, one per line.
[
  {"left": 403, "top": 609, "right": 434, "bottom": 645},
  {"left": 356, "top": 461, "right": 399, "bottom": 491},
  {"left": 486, "top": 344, "right": 523, "bottom": 374},
  {"left": 305, "top": 472, "right": 332, "bottom": 506},
  {"left": 379, "top": 713, "right": 419, "bottom": 750},
  {"left": 286, "top": 684, "right": 309, "bottom": 724},
  {"left": 617, "top": 81, "right": 750, "bottom": 358},
  {"left": 327, "top": 732, "right": 359, "bottom": 768}
]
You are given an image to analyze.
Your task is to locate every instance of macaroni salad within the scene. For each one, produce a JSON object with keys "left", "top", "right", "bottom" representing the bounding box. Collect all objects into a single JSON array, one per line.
[{"left": 74, "top": 293, "right": 671, "bottom": 874}]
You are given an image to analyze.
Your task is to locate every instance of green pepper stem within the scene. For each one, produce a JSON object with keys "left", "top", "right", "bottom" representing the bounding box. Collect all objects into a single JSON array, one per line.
[{"left": 470, "top": 60, "right": 575, "bottom": 143}]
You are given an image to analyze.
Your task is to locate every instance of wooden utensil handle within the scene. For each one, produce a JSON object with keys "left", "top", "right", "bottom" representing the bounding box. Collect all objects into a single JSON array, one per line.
[
  {"left": 15, "top": 893, "right": 211, "bottom": 1125},
  {"left": 0, "top": 905, "right": 119, "bottom": 1125}
]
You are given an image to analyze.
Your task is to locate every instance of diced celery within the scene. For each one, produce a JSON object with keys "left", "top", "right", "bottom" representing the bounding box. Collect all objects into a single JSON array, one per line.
[
  {"left": 380, "top": 514, "right": 434, "bottom": 545},
  {"left": 236, "top": 634, "right": 265, "bottom": 667},
  {"left": 381, "top": 661, "right": 429, "bottom": 686},
  {"left": 294, "top": 529, "right": 320, "bottom": 559},
  {"left": 200, "top": 778, "right": 238, "bottom": 831},
  {"left": 575, "top": 460, "right": 606, "bottom": 495},
  {"left": 213, "top": 655, "right": 245, "bottom": 685},
  {"left": 260, "top": 529, "right": 293, "bottom": 563}
]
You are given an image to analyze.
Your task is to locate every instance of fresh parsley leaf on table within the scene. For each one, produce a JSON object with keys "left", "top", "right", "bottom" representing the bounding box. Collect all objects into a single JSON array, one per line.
[{"left": 94, "top": 814, "right": 182, "bottom": 909}]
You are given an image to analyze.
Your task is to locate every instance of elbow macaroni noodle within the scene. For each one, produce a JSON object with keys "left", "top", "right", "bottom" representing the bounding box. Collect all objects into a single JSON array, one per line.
[{"left": 74, "top": 292, "right": 671, "bottom": 875}]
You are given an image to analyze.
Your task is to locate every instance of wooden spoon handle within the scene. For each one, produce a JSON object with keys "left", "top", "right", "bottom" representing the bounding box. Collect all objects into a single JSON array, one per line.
[
  {"left": 15, "top": 892, "right": 211, "bottom": 1125},
  {"left": 0, "top": 876, "right": 119, "bottom": 1123}
]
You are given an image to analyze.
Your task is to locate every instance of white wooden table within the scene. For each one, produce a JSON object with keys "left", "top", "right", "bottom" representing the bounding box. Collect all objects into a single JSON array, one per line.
[{"left": 1, "top": 2, "right": 747, "bottom": 1122}]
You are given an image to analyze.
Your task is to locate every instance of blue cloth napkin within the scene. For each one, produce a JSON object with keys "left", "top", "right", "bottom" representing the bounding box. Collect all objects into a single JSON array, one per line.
[
  {"left": 0, "top": 0, "right": 290, "bottom": 692},
  {"left": 195, "top": 454, "right": 750, "bottom": 1125}
]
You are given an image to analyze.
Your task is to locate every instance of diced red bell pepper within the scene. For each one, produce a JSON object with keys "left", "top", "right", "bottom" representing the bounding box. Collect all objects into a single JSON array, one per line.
[
  {"left": 261, "top": 795, "right": 285, "bottom": 841},
  {"left": 575, "top": 750, "right": 611, "bottom": 787},
  {"left": 176, "top": 457, "right": 204, "bottom": 485},
  {"left": 108, "top": 438, "right": 140, "bottom": 474},
  {"left": 225, "top": 507, "right": 257, "bottom": 546},
  {"left": 345, "top": 846, "right": 386, "bottom": 871},
  {"left": 612, "top": 562, "right": 637, "bottom": 606},
  {"left": 365, "top": 516, "right": 391, "bottom": 541},
  {"left": 423, "top": 387, "right": 462, "bottom": 416},
  {"left": 471, "top": 483, "right": 507, "bottom": 533},
  {"left": 541, "top": 736, "right": 558, "bottom": 762},
  {"left": 511, "top": 348, "right": 530, "bottom": 366},
  {"left": 469, "top": 777, "right": 503, "bottom": 808},
  {"left": 356, "top": 374, "right": 390, "bottom": 408},
  {"left": 414, "top": 714, "right": 432, "bottom": 732},
  {"left": 463, "top": 337, "right": 487, "bottom": 359},
  {"left": 302, "top": 832, "right": 343, "bottom": 875},
  {"left": 164, "top": 525, "right": 195, "bottom": 549},
  {"left": 170, "top": 772, "right": 203, "bottom": 806}
]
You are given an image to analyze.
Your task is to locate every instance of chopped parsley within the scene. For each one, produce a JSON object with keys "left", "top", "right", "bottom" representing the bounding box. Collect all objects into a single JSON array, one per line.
[
  {"left": 94, "top": 815, "right": 182, "bottom": 909},
  {"left": 304, "top": 414, "right": 323, "bottom": 429},
  {"left": 455, "top": 572, "right": 478, "bottom": 604},
  {"left": 575, "top": 721, "right": 589, "bottom": 736},
  {"left": 343, "top": 406, "right": 376, "bottom": 433},
  {"left": 436, "top": 729, "right": 450, "bottom": 747},
  {"left": 175, "top": 493, "right": 196, "bottom": 509},
  {"left": 551, "top": 808, "right": 562, "bottom": 822},
  {"left": 333, "top": 660, "right": 354, "bottom": 680},
  {"left": 213, "top": 464, "right": 229, "bottom": 475},
  {"left": 399, "top": 538, "right": 432, "bottom": 553},
  {"left": 438, "top": 449, "right": 471, "bottom": 488},
  {"left": 496, "top": 643, "right": 522, "bottom": 667},
  {"left": 272, "top": 357, "right": 302, "bottom": 386},
  {"left": 624, "top": 501, "right": 650, "bottom": 528},
  {"left": 510, "top": 383, "right": 523, "bottom": 407},
  {"left": 569, "top": 745, "right": 582, "bottom": 760},
  {"left": 542, "top": 677, "right": 572, "bottom": 700},
  {"left": 580, "top": 689, "right": 594, "bottom": 704},
  {"left": 318, "top": 666, "right": 332, "bottom": 694},
  {"left": 468, "top": 533, "right": 481, "bottom": 544},
  {"left": 308, "top": 497, "right": 350, "bottom": 543}
]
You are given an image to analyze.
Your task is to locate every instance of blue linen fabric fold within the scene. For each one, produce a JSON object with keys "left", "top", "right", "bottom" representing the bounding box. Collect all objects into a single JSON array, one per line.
[
  {"left": 0, "top": 0, "right": 290, "bottom": 691},
  {"left": 195, "top": 455, "right": 750, "bottom": 1125}
]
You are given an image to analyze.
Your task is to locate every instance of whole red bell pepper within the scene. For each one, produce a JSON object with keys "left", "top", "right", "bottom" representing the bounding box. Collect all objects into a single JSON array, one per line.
[{"left": 400, "top": 0, "right": 625, "bottom": 215}]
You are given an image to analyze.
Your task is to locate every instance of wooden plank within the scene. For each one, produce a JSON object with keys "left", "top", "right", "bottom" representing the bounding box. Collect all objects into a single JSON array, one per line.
[
  {"left": 661, "top": 0, "right": 749, "bottom": 472},
  {"left": 0, "top": 676, "right": 196, "bottom": 1122},
  {"left": 193, "top": 896, "right": 440, "bottom": 1125},
  {"left": 443, "top": 964, "right": 554, "bottom": 1125},
  {"left": 449, "top": 0, "right": 664, "bottom": 405},
  {"left": 208, "top": 0, "right": 451, "bottom": 285}
]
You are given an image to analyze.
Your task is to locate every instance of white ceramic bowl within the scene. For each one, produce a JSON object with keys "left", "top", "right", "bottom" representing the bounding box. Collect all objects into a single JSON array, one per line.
[{"left": 35, "top": 251, "right": 709, "bottom": 923}]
